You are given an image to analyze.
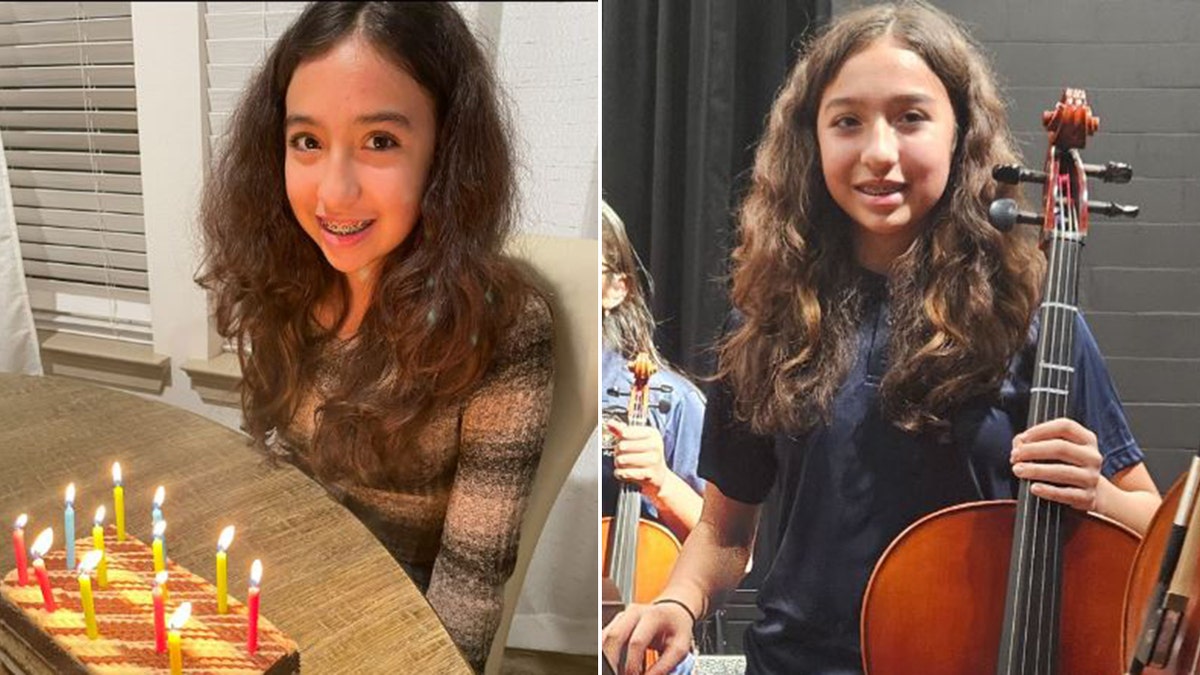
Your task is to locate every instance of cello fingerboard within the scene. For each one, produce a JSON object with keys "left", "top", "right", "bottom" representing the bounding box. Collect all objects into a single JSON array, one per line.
[{"left": 997, "top": 163, "right": 1085, "bottom": 675}]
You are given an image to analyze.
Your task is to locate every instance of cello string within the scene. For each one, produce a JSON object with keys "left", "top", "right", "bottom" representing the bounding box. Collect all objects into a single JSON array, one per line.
[
  {"left": 1047, "top": 169, "right": 1075, "bottom": 673},
  {"left": 1027, "top": 158, "right": 1062, "bottom": 674},
  {"left": 1047, "top": 177, "right": 1078, "bottom": 673},
  {"left": 1019, "top": 149, "right": 1055, "bottom": 672},
  {"left": 1033, "top": 158, "right": 1073, "bottom": 673}
]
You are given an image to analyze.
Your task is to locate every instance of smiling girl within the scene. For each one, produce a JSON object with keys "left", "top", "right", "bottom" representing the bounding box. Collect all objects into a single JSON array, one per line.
[
  {"left": 602, "top": 2, "right": 1159, "bottom": 673},
  {"left": 196, "top": 3, "right": 553, "bottom": 671}
]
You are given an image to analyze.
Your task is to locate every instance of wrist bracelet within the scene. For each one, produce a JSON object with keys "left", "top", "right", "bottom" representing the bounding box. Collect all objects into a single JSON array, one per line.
[{"left": 653, "top": 598, "right": 698, "bottom": 625}]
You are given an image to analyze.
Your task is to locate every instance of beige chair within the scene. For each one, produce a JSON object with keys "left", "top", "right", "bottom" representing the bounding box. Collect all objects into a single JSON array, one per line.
[{"left": 485, "top": 234, "right": 599, "bottom": 674}]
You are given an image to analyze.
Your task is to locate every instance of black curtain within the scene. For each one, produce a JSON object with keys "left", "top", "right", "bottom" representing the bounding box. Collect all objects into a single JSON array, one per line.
[
  {"left": 602, "top": 0, "right": 828, "bottom": 378},
  {"left": 603, "top": 2, "right": 830, "bottom": 648}
]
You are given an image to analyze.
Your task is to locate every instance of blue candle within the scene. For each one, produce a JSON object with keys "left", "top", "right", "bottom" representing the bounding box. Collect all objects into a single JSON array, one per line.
[{"left": 64, "top": 483, "right": 76, "bottom": 571}]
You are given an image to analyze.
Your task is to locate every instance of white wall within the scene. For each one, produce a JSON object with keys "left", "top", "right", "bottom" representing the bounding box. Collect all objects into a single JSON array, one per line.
[{"left": 130, "top": 0, "right": 598, "bottom": 656}]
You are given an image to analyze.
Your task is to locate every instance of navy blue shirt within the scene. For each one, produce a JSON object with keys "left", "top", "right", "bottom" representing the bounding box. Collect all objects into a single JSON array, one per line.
[
  {"left": 601, "top": 347, "right": 707, "bottom": 522},
  {"left": 699, "top": 280, "right": 1143, "bottom": 674}
]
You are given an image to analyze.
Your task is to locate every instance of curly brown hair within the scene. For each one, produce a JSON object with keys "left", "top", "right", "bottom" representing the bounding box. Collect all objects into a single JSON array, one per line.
[
  {"left": 720, "top": 0, "right": 1045, "bottom": 437},
  {"left": 196, "top": 2, "right": 534, "bottom": 485}
]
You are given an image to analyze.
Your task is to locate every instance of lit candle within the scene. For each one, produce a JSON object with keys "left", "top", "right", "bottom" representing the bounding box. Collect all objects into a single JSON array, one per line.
[
  {"left": 216, "top": 525, "right": 235, "bottom": 614},
  {"left": 92, "top": 506, "right": 107, "bottom": 587},
  {"left": 152, "top": 520, "right": 167, "bottom": 574},
  {"left": 152, "top": 486, "right": 167, "bottom": 565},
  {"left": 12, "top": 514, "right": 29, "bottom": 586},
  {"left": 64, "top": 483, "right": 76, "bottom": 571},
  {"left": 112, "top": 462, "right": 125, "bottom": 542},
  {"left": 247, "top": 559, "right": 262, "bottom": 654},
  {"left": 160, "top": 569, "right": 170, "bottom": 606},
  {"left": 167, "top": 601, "right": 191, "bottom": 675},
  {"left": 30, "top": 528, "right": 55, "bottom": 612},
  {"left": 78, "top": 549, "right": 103, "bottom": 640},
  {"left": 152, "top": 572, "right": 167, "bottom": 654}
]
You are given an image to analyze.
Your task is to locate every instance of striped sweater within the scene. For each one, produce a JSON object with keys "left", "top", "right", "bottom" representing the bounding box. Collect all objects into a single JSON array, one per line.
[{"left": 276, "top": 294, "right": 554, "bottom": 671}]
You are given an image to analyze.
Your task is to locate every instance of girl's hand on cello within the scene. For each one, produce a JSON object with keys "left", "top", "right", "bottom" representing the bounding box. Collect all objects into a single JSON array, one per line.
[
  {"left": 1010, "top": 417, "right": 1105, "bottom": 513},
  {"left": 602, "top": 602, "right": 693, "bottom": 675},
  {"left": 608, "top": 420, "right": 670, "bottom": 496}
]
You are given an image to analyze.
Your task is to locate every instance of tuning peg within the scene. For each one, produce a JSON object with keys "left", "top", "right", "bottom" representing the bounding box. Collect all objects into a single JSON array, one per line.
[
  {"left": 1087, "top": 200, "right": 1139, "bottom": 218},
  {"left": 988, "top": 199, "right": 1042, "bottom": 232},
  {"left": 1083, "top": 161, "right": 1133, "bottom": 184},
  {"left": 992, "top": 164, "right": 1047, "bottom": 185}
]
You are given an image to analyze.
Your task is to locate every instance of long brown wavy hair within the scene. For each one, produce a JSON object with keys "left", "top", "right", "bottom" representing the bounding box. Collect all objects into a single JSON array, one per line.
[
  {"left": 601, "top": 201, "right": 665, "bottom": 367},
  {"left": 196, "top": 2, "right": 533, "bottom": 485},
  {"left": 721, "top": 0, "right": 1045, "bottom": 437}
]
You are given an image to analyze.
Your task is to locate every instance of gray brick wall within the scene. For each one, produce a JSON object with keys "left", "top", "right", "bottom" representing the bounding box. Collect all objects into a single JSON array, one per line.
[{"left": 833, "top": 0, "right": 1200, "bottom": 488}]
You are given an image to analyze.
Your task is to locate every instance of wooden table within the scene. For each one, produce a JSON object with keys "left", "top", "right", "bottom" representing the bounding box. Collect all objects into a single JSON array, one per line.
[{"left": 0, "top": 374, "right": 470, "bottom": 674}]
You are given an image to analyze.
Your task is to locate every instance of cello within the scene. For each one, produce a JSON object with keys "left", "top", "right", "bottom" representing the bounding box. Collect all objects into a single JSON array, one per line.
[
  {"left": 861, "top": 89, "right": 1142, "bottom": 674},
  {"left": 601, "top": 352, "right": 684, "bottom": 619},
  {"left": 1123, "top": 443, "right": 1200, "bottom": 674}
]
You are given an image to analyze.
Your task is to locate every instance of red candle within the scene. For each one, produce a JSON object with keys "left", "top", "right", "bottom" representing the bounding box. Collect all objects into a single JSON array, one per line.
[
  {"left": 30, "top": 528, "right": 55, "bottom": 611},
  {"left": 247, "top": 559, "right": 262, "bottom": 654},
  {"left": 12, "top": 514, "right": 29, "bottom": 586},
  {"left": 153, "top": 577, "right": 166, "bottom": 654},
  {"left": 32, "top": 559, "right": 56, "bottom": 611}
]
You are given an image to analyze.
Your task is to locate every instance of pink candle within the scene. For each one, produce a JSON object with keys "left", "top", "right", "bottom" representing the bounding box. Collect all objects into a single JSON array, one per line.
[
  {"left": 30, "top": 528, "right": 55, "bottom": 611},
  {"left": 247, "top": 559, "right": 262, "bottom": 654},
  {"left": 153, "top": 575, "right": 166, "bottom": 654},
  {"left": 12, "top": 514, "right": 29, "bottom": 586}
]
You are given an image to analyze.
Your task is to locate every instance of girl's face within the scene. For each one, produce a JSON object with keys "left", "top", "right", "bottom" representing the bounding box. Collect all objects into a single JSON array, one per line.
[
  {"left": 816, "top": 37, "right": 957, "bottom": 272},
  {"left": 285, "top": 36, "right": 437, "bottom": 287}
]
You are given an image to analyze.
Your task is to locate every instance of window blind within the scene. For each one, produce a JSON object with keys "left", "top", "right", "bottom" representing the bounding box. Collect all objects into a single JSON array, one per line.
[
  {"left": 203, "top": 2, "right": 303, "bottom": 353},
  {"left": 0, "top": 2, "right": 150, "bottom": 344},
  {"left": 204, "top": 2, "right": 304, "bottom": 155}
]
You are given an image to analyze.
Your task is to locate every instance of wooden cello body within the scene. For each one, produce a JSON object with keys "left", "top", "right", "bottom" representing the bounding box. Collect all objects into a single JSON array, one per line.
[
  {"left": 863, "top": 501, "right": 1139, "bottom": 673},
  {"left": 1123, "top": 451, "right": 1200, "bottom": 673},
  {"left": 861, "top": 89, "right": 1142, "bottom": 674},
  {"left": 600, "top": 517, "right": 681, "bottom": 605}
]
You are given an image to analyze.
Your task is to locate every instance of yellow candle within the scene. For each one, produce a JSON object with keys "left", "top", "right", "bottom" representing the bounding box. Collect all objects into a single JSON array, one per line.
[
  {"left": 168, "top": 630, "right": 182, "bottom": 675},
  {"left": 216, "top": 526, "right": 235, "bottom": 614},
  {"left": 79, "top": 574, "right": 98, "bottom": 639},
  {"left": 153, "top": 538, "right": 165, "bottom": 574},
  {"left": 158, "top": 570, "right": 170, "bottom": 606},
  {"left": 112, "top": 462, "right": 125, "bottom": 542},
  {"left": 216, "top": 550, "right": 227, "bottom": 613},
  {"left": 152, "top": 520, "right": 167, "bottom": 574},
  {"left": 167, "top": 602, "right": 191, "bottom": 675},
  {"left": 77, "top": 549, "right": 103, "bottom": 640},
  {"left": 92, "top": 506, "right": 107, "bottom": 588}
]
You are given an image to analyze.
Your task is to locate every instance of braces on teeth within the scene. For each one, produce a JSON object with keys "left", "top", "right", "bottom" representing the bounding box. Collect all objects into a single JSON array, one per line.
[{"left": 322, "top": 219, "right": 372, "bottom": 235}]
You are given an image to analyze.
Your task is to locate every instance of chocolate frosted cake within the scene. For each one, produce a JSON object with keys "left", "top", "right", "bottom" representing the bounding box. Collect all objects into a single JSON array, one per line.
[{"left": 0, "top": 527, "right": 299, "bottom": 674}]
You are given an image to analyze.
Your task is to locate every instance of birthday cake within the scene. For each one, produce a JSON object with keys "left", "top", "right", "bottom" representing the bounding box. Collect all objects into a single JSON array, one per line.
[{"left": 0, "top": 527, "right": 299, "bottom": 674}]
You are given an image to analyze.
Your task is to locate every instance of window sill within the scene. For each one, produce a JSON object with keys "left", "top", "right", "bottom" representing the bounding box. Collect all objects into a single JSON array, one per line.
[
  {"left": 181, "top": 353, "right": 241, "bottom": 408},
  {"left": 38, "top": 331, "right": 170, "bottom": 394}
]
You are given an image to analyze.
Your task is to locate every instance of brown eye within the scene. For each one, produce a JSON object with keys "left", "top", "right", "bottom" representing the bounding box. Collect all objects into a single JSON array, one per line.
[
  {"left": 288, "top": 134, "right": 320, "bottom": 151},
  {"left": 367, "top": 134, "right": 399, "bottom": 151}
]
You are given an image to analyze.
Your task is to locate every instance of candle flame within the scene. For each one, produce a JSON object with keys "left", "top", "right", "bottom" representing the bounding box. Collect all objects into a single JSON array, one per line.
[
  {"left": 155, "top": 571, "right": 168, "bottom": 586},
  {"left": 168, "top": 601, "right": 192, "bottom": 631},
  {"left": 94, "top": 505, "right": 106, "bottom": 525},
  {"left": 153, "top": 519, "right": 167, "bottom": 538},
  {"left": 30, "top": 528, "right": 53, "bottom": 558},
  {"left": 14, "top": 513, "right": 27, "bottom": 529},
  {"left": 112, "top": 462, "right": 122, "bottom": 485},
  {"left": 153, "top": 485, "right": 165, "bottom": 508},
  {"left": 78, "top": 549, "right": 103, "bottom": 575},
  {"left": 250, "top": 559, "right": 263, "bottom": 587},
  {"left": 217, "top": 525, "right": 235, "bottom": 552},
  {"left": 66, "top": 483, "right": 76, "bottom": 504}
]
